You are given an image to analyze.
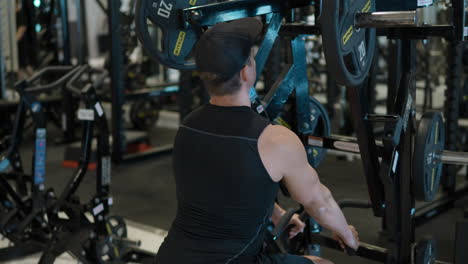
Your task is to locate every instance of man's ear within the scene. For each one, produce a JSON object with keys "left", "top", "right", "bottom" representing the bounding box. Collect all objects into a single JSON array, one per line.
[{"left": 239, "top": 66, "right": 249, "bottom": 82}]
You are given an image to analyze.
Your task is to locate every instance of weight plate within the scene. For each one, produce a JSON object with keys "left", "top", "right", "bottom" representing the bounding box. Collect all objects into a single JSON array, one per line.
[
  {"left": 135, "top": 0, "right": 214, "bottom": 69},
  {"left": 413, "top": 237, "right": 436, "bottom": 264},
  {"left": 306, "top": 97, "right": 331, "bottom": 168},
  {"left": 320, "top": 0, "right": 376, "bottom": 87},
  {"left": 93, "top": 216, "right": 128, "bottom": 263},
  {"left": 413, "top": 112, "right": 445, "bottom": 202},
  {"left": 95, "top": 238, "right": 121, "bottom": 263},
  {"left": 130, "top": 98, "right": 161, "bottom": 130},
  {"left": 106, "top": 215, "right": 127, "bottom": 238}
]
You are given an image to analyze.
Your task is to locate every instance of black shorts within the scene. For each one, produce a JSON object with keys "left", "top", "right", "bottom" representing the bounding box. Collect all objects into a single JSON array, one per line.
[{"left": 257, "top": 253, "right": 315, "bottom": 264}]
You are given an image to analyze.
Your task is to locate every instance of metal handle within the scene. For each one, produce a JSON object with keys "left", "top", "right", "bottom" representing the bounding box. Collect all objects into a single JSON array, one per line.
[
  {"left": 21, "top": 66, "right": 82, "bottom": 94},
  {"left": 338, "top": 199, "right": 373, "bottom": 209},
  {"left": 66, "top": 65, "right": 108, "bottom": 95},
  {"left": 26, "top": 66, "right": 75, "bottom": 83},
  {"left": 272, "top": 208, "right": 296, "bottom": 240},
  {"left": 66, "top": 65, "right": 90, "bottom": 95}
]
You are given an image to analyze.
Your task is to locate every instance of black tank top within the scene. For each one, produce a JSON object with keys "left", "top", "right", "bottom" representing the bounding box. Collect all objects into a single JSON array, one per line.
[{"left": 156, "top": 104, "right": 279, "bottom": 264}]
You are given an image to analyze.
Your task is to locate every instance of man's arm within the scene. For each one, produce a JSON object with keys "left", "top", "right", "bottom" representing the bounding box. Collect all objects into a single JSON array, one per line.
[
  {"left": 258, "top": 125, "right": 358, "bottom": 249},
  {"left": 271, "top": 203, "right": 286, "bottom": 225}
]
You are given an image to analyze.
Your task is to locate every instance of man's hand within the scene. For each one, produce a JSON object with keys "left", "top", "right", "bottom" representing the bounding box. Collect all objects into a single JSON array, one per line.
[
  {"left": 287, "top": 213, "right": 305, "bottom": 239},
  {"left": 332, "top": 225, "right": 359, "bottom": 251}
]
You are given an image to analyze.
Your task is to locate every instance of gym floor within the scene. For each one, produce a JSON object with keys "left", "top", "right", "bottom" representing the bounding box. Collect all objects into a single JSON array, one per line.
[{"left": 13, "top": 103, "right": 467, "bottom": 264}]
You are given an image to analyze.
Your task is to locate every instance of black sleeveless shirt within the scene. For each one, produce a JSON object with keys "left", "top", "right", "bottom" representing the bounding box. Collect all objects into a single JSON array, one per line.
[{"left": 156, "top": 104, "right": 279, "bottom": 264}]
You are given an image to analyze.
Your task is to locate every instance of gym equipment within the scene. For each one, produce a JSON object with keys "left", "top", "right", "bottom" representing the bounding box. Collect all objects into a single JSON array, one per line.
[
  {"left": 319, "top": 0, "right": 376, "bottom": 87},
  {"left": 108, "top": 0, "right": 183, "bottom": 163},
  {"left": 411, "top": 111, "right": 468, "bottom": 202},
  {"left": 0, "top": 66, "right": 81, "bottom": 260},
  {"left": 305, "top": 97, "right": 331, "bottom": 168},
  {"left": 129, "top": 97, "right": 161, "bottom": 130},
  {"left": 269, "top": 208, "right": 440, "bottom": 264},
  {"left": 412, "top": 237, "right": 436, "bottom": 264},
  {"left": 442, "top": 41, "right": 463, "bottom": 192},
  {"left": 135, "top": 0, "right": 214, "bottom": 69},
  {"left": 413, "top": 112, "right": 445, "bottom": 202},
  {"left": 135, "top": 0, "right": 468, "bottom": 87},
  {"left": 0, "top": 65, "right": 155, "bottom": 263},
  {"left": 133, "top": 1, "right": 468, "bottom": 263}
]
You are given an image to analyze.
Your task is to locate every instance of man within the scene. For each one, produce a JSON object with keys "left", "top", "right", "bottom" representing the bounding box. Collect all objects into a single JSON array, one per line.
[{"left": 156, "top": 18, "right": 359, "bottom": 264}]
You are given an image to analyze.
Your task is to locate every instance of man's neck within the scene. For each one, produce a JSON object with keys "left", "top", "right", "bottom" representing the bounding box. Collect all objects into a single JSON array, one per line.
[{"left": 210, "top": 87, "right": 251, "bottom": 107}]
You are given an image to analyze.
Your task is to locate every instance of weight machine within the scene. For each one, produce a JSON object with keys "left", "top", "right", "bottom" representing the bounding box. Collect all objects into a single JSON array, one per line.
[
  {"left": 0, "top": 65, "right": 157, "bottom": 263},
  {"left": 135, "top": 0, "right": 468, "bottom": 263}
]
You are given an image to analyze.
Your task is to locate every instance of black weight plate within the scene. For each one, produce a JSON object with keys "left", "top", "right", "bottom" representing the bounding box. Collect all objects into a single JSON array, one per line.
[
  {"left": 135, "top": 0, "right": 214, "bottom": 69},
  {"left": 413, "top": 112, "right": 445, "bottom": 202},
  {"left": 307, "top": 97, "right": 331, "bottom": 168},
  {"left": 106, "top": 215, "right": 127, "bottom": 238},
  {"left": 413, "top": 237, "right": 436, "bottom": 264},
  {"left": 95, "top": 238, "right": 120, "bottom": 263},
  {"left": 130, "top": 98, "right": 161, "bottom": 130},
  {"left": 320, "top": 0, "right": 376, "bottom": 87}
]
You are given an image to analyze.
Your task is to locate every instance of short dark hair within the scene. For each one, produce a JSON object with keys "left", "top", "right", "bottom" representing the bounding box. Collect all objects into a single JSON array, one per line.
[{"left": 199, "top": 51, "right": 253, "bottom": 96}]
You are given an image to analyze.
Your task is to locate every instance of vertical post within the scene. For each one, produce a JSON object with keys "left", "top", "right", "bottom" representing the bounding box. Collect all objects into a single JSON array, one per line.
[
  {"left": 75, "top": 0, "right": 88, "bottom": 65},
  {"left": 59, "top": 0, "right": 71, "bottom": 65},
  {"left": 346, "top": 85, "right": 385, "bottom": 216},
  {"left": 453, "top": 0, "right": 465, "bottom": 42},
  {"left": 108, "top": 0, "right": 125, "bottom": 163},
  {"left": 443, "top": 41, "right": 462, "bottom": 193},
  {"left": 396, "top": 38, "right": 416, "bottom": 264},
  {"left": 58, "top": 0, "right": 76, "bottom": 143},
  {"left": 0, "top": 2, "right": 5, "bottom": 99},
  {"left": 386, "top": 40, "right": 402, "bottom": 113}
]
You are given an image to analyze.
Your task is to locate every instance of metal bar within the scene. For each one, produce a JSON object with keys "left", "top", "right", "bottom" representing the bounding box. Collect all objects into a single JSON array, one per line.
[
  {"left": 440, "top": 151, "right": 468, "bottom": 165},
  {"left": 453, "top": 0, "right": 465, "bottom": 41},
  {"left": 356, "top": 11, "right": 418, "bottom": 28},
  {"left": 108, "top": 0, "right": 125, "bottom": 163},
  {"left": 396, "top": 39, "right": 417, "bottom": 263},
  {"left": 124, "top": 85, "right": 179, "bottom": 101},
  {"left": 307, "top": 135, "right": 384, "bottom": 154},
  {"left": 5, "top": 0, "right": 18, "bottom": 72},
  {"left": 183, "top": 0, "right": 311, "bottom": 28},
  {"left": 346, "top": 83, "right": 385, "bottom": 216},
  {"left": 387, "top": 40, "right": 402, "bottom": 112},
  {"left": 95, "top": 0, "right": 107, "bottom": 14},
  {"left": 59, "top": 0, "right": 71, "bottom": 64},
  {"left": 308, "top": 234, "right": 388, "bottom": 263},
  {"left": 75, "top": 0, "right": 89, "bottom": 65},
  {"left": 255, "top": 13, "right": 283, "bottom": 84},
  {"left": 183, "top": 0, "right": 279, "bottom": 27},
  {"left": 442, "top": 41, "right": 462, "bottom": 193},
  {"left": 0, "top": 1, "right": 5, "bottom": 99}
]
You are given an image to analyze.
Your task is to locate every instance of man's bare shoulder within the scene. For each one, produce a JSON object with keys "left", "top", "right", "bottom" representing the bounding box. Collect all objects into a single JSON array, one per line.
[{"left": 259, "top": 125, "right": 304, "bottom": 150}]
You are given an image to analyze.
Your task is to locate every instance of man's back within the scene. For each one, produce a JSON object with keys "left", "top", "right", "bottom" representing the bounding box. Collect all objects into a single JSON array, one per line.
[{"left": 156, "top": 104, "right": 278, "bottom": 264}]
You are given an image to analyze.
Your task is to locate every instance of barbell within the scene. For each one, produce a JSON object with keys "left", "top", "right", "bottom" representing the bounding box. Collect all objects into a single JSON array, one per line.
[{"left": 305, "top": 102, "right": 468, "bottom": 202}]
